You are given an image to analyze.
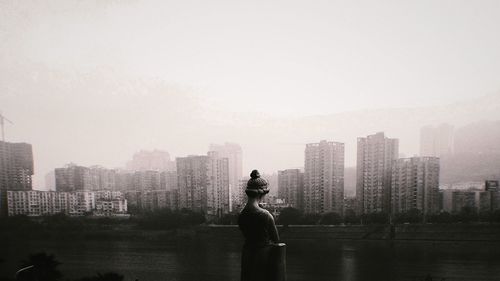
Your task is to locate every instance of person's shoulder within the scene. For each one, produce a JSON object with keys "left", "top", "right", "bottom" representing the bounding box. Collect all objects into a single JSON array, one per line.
[{"left": 258, "top": 208, "right": 274, "bottom": 220}]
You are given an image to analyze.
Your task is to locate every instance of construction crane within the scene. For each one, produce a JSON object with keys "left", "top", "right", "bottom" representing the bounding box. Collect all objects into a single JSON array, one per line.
[{"left": 0, "top": 112, "right": 13, "bottom": 142}]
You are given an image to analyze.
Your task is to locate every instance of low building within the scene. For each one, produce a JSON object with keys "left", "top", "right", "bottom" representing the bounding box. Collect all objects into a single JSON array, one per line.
[
  {"left": 260, "top": 198, "right": 290, "bottom": 218},
  {"left": 6, "top": 190, "right": 127, "bottom": 217},
  {"left": 442, "top": 189, "right": 476, "bottom": 213}
]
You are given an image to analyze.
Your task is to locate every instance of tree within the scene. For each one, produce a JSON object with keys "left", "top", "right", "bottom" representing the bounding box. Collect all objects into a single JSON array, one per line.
[
  {"left": 428, "top": 211, "right": 455, "bottom": 224},
  {"left": 457, "top": 206, "right": 478, "bottom": 223},
  {"left": 361, "top": 212, "right": 389, "bottom": 224},
  {"left": 319, "top": 212, "right": 342, "bottom": 225},
  {"left": 344, "top": 209, "right": 360, "bottom": 224},
  {"left": 277, "top": 207, "right": 302, "bottom": 226},
  {"left": 300, "top": 213, "right": 321, "bottom": 225},
  {"left": 19, "top": 252, "right": 62, "bottom": 281},
  {"left": 75, "top": 272, "right": 124, "bottom": 281},
  {"left": 394, "top": 209, "right": 423, "bottom": 224}
]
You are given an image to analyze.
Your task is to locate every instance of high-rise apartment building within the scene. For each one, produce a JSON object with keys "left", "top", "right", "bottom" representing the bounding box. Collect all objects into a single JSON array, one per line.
[
  {"left": 176, "top": 153, "right": 230, "bottom": 218},
  {"left": 125, "top": 190, "right": 179, "bottom": 212},
  {"left": 45, "top": 171, "right": 56, "bottom": 190},
  {"left": 391, "top": 157, "right": 440, "bottom": 216},
  {"left": 115, "top": 170, "right": 135, "bottom": 191},
  {"left": 209, "top": 143, "right": 242, "bottom": 211},
  {"left": 133, "top": 170, "right": 161, "bottom": 191},
  {"left": 177, "top": 155, "right": 208, "bottom": 213},
  {"left": 420, "top": 124, "right": 454, "bottom": 157},
  {"left": 278, "top": 169, "right": 304, "bottom": 210},
  {"left": 233, "top": 177, "right": 250, "bottom": 210},
  {"left": 89, "top": 166, "right": 116, "bottom": 191},
  {"left": 0, "top": 141, "right": 33, "bottom": 191},
  {"left": 207, "top": 151, "right": 230, "bottom": 217},
  {"left": 304, "top": 140, "right": 344, "bottom": 215},
  {"left": 55, "top": 164, "right": 91, "bottom": 192},
  {"left": 160, "top": 170, "right": 178, "bottom": 191},
  {"left": 263, "top": 172, "right": 279, "bottom": 197},
  {"left": 114, "top": 170, "right": 175, "bottom": 192},
  {"left": 356, "top": 132, "right": 399, "bottom": 214},
  {"left": 126, "top": 150, "right": 175, "bottom": 172}
]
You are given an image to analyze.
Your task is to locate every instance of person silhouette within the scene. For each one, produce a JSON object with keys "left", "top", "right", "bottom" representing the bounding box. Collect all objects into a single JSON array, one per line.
[{"left": 238, "top": 170, "right": 280, "bottom": 281}]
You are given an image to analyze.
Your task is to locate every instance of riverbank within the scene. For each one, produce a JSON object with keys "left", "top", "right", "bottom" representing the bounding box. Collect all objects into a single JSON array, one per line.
[
  {"left": 199, "top": 224, "right": 500, "bottom": 242},
  {"left": 3, "top": 223, "right": 500, "bottom": 242}
]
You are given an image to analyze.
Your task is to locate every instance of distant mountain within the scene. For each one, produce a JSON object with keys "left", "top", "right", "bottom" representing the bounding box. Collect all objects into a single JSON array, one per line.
[
  {"left": 2, "top": 60, "right": 500, "bottom": 187},
  {"left": 439, "top": 120, "right": 500, "bottom": 184},
  {"left": 454, "top": 120, "right": 500, "bottom": 155}
]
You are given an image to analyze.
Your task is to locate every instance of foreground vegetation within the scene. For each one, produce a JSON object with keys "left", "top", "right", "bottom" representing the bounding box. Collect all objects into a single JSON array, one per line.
[
  {"left": 0, "top": 252, "right": 124, "bottom": 281},
  {"left": 275, "top": 207, "right": 500, "bottom": 226},
  {"left": 0, "top": 209, "right": 206, "bottom": 234}
]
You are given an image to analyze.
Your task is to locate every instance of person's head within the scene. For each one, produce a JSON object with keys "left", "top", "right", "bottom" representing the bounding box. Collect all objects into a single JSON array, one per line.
[{"left": 245, "top": 170, "right": 269, "bottom": 201}]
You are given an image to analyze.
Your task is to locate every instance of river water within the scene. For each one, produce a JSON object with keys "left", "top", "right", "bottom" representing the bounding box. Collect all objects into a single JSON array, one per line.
[{"left": 1, "top": 236, "right": 500, "bottom": 281}]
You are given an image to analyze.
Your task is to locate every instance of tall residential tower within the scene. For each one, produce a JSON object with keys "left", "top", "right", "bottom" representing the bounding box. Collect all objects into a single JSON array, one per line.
[
  {"left": 391, "top": 157, "right": 440, "bottom": 216},
  {"left": 176, "top": 153, "right": 230, "bottom": 218},
  {"left": 278, "top": 169, "right": 304, "bottom": 210},
  {"left": 356, "top": 132, "right": 399, "bottom": 214},
  {"left": 209, "top": 143, "right": 242, "bottom": 211},
  {"left": 304, "top": 140, "right": 344, "bottom": 215},
  {"left": 0, "top": 141, "right": 33, "bottom": 191}
]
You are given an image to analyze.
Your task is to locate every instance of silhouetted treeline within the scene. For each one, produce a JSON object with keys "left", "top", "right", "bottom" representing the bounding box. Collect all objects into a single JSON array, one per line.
[
  {"left": 3, "top": 207, "right": 500, "bottom": 234},
  {"left": 0, "top": 209, "right": 206, "bottom": 233},
  {"left": 132, "top": 208, "right": 205, "bottom": 230},
  {"left": 275, "top": 207, "right": 500, "bottom": 226},
  {"left": 0, "top": 213, "right": 127, "bottom": 234}
]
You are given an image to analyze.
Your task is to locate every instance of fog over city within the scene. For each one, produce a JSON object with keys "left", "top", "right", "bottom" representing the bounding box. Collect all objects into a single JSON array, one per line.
[{"left": 1, "top": 0, "right": 500, "bottom": 189}]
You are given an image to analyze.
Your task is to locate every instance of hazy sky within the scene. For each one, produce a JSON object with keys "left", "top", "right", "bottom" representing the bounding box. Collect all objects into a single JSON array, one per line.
[{"left": 1, "top": 0, "right": 500, "bottom": 188}]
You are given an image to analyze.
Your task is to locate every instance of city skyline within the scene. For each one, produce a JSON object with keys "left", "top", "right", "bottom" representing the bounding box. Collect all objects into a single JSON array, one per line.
[
  {"left": 3, "top": 113, "right": 497, "bottom": 191},
  {"left": 2, "top": 132, "right": 499, "bottom": 219},
  {"left": 16, "top": 116, "right": 500, "bottom": 192}
]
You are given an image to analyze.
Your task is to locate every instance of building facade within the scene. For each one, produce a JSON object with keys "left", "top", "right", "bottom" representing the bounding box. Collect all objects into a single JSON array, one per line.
[
  {"left": 0, "top": 141, "right": 33, "bottom": 191},
  {"left": 115, "top": 171, "right": 135, "bottom": 191},
  {"left": 277, "top": 169, "right": 304, "bottom": 210},
  {"left": 160, "top": 170, "right": 178, "bottom": 191},
  {"left": 125, "top": 190, "right": 179, "bottom": 212},
  {"left": 207, "top": 151, "right": 230, "bottom": 217},
  {"left": 133, "top": 170, "right": 161, "bottom": 191},
  {"left": 6, "top": 190, "right": 127, "bottom": 217},
  {"left": 391, "top": 157, "right": 440, "bottom": 216},
  {"left": 356, "top": 132, "right": 399, "bottom": 214},
  {"left": 89, "top": 166, "right": 116, "bottom": 191},
  {"left": 209, "top": 143, "right": 242, "bottom": 212},
  {"left": 55, "top": 164, "right": 91, "bottom": 192},
  {"left": 126, "top": 150, "right": 176, "bottom": 172},
  {"left": 304, "top": 140, "right": 344, "bottom": 215},
  {"left": 442, "top": 189, "right": 476, "bottom": 213},
  {"left": 176, "top": 153, "right": 230, "bottom": 217},
  {"left": 233, "top": 177, "right": 250, "bottom": 210}
]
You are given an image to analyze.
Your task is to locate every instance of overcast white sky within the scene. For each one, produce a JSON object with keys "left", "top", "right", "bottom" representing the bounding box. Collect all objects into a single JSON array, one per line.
[{"left": 1, "top": 0, "right": 500, "bottom": 188}]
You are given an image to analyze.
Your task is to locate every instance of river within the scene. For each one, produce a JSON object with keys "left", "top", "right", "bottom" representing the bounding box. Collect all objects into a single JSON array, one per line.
[{"left": 2, "top": 234, "right": 500, "bottom": 281}]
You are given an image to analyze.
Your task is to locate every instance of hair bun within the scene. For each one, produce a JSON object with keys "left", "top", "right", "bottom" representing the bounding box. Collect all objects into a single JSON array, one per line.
[{"left": 250, "top": 170, "right": 260, "bottom": 179}]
